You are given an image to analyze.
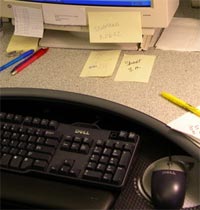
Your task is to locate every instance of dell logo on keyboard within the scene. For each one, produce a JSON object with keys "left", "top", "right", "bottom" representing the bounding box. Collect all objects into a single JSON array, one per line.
[{"left": 75, "top": 129, "right": 90, "bottom": 135}]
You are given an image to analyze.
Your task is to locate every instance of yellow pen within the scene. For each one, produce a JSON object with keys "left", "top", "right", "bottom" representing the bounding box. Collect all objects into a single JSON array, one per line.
[{"left": 160, "top": 92, "right": 200, "bottom": 117}]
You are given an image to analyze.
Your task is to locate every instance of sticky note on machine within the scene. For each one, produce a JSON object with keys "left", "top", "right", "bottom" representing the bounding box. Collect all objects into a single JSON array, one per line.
[
  {"left": 114, "top": 54, "right": 156, "bottom": 82},
  {"left": 88, "top": 11, "right": 142, "bottom": 43},
  {"left": 80, "top": 50, "right": 121, "bottom": 77},
  {"left": 6, "top": 35, "right": 39, "bottom": 53}
]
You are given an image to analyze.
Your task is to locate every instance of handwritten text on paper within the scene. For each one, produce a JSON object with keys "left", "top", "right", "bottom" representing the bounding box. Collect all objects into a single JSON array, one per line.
[
  {"left": 80, "top": 50, "right": 121, "bottom": 77},
  {"left": 114, "top": 54, "right": 156, "bottom": 82},
  {"left": 88, "top": 11, "right": 142, "bottom": 43}
]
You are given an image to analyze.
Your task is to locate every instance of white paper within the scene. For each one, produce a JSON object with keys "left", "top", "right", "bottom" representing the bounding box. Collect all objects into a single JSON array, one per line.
[
  {"left": 168, "top": 106, "right": 200, "bottom": 147},
  {"left": 42, "top": 4, "right": 86, "bottom": 26},
  {"left": 13, "top": 5, "right": 44, "bottom": 38},
  {"left": 156, "top": 17, "right": 200, "bottom": 51}
]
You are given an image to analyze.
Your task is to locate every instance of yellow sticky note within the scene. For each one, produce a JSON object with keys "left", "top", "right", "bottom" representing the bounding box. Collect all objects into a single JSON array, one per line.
[
  {"left": 80, "top": 50, "right": 121, "bottom": 77},
  {"left": 88, "top": 11, "right": 142, "bottom": 43},
  {"left": 114, "top": 54, "right": 156, "bottom": 82},
  {"left": 6, "top": 35, "right": 39, "bottom": 53}
]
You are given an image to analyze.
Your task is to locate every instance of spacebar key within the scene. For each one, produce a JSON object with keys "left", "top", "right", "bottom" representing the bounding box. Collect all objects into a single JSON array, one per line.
[{"left": 83, "top": 170, "right": 102, "bottom": 181}]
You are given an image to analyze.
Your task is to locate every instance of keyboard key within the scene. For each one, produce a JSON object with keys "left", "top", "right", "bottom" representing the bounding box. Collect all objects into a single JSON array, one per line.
[
  {"left": 83, "top": 170, "right": 102, "bottom": 181},
  {"left": 69, "top": 168, "right": 81, "bottom": 177},
  {"left": 21, "top": 157, "right": 34, "bottom": 170},
  {"left": 93, "top": 146, "right": 102, "bottom": 155},
  {"left": 18, "top": 149, "right": 27, "bottom": 156},
  {"left": 44, "top": 130, "right": 60, "bottom": 139},
  {"left": 61, "top": 141, "right": 71, "bottom": 151},
  {"left": 50, "top": 165, "right": 59, "bottom": 173},
  {"left": 10, "top": 148, "right": 19, "bottom": 155},
  {"left": 90, "top": 154, "right": 100, "bottom": 162},
  {"left": 112, "top": 167, "right": 125, "bottom": 185},
  {"left": 32, "top": 118, "right": 41, "bottom": 126},
  {"left": 64, "top": 159, "right": 74, "bottom": 167},
  {"left": 0, "top": 112, "right": 6, "bottom": 120},
  {"left": 102, "top": 173, "right": 112, "bottom": 183},
  {"left": 45, "top": 138, "right": 58, "bottom": 147},
  {"left": 27, "top": 151, "right": 51, "bottom": 162},
  {"left": 112, "top": 149, "right": 121, "bottom": 158},
  {"left": 79, "top": 144, "right": 89, "bottom": 154},
  {"left": 49, "top": 120, "right": 58, "bottom": 130},
  {"left": 19, "top": 134, "right": 29, "bottom": 141},
  {"left": 24, "top": 116, "right": 32, "bottom": 125},
  {"left": 0, "top": 153, "right": 12, "bottom": 167},
  {"left": 6, "top": 113, "right": 14, "bottom": 121},
  {"left": 128, "top": 132, "right": 138, "bottom": 141},
  {"left": 11, "top": 133, "right": 20, "bottom": 140},
  {"left": 35, "top": 145, "right": 55, "bottom": 155},
  {"left": 33, "top": 159, "right": 48, "bottom": 170},
  {"left": 119, "top": 151, "right": 131, "bottom": 168},
  {"left": 41, "top": 119, "right": 49, "bottom": 128},
  {"left": 109, "top": 157, "right": 118, "bottom": 166},
  {"left": 87, "top": 162, "right": 96, "bottom": 170},
  {"left": 96, "top": 163, "right": 106, "bottom": 172},
  {"left": 36, "top": 137, "right": 45, "bottom": 144},
  {"left": 102, "top": 148, "right": 112, "bottom": 156},
  {"left": 14, "top": 115, "right": 23, "bottom": 123},
  {"left": 59, "top": 165, "right": 70, "bottom": 175},
  {"left": 70, "top": 142, "right": 80, "bottom": 152},
  {"left": 10, "top": 125, "right": 20, "bottom": 132},
  {"left": 1, "top": 138, "right": 10, "bottom": 146},
  {"left": 106, "top": 165, "right": 116, "bottom": 174},
  {"left": 10, "top": 155, "right": 23, "bottom": 169},
  {"left": 118, "top": 131, "right": 128, "bottom": 140},
  {"left": 3, "top": 131, "right": 12, "bottom": 138},
  {"left": 27, "top": 136, "right": 37, "bottom": 143},
  {"left": 99, "top": 156, "right": 109, "bottom": 164},
  {"left": 83, "top": 137, "right": 93, "bottom": 146}
]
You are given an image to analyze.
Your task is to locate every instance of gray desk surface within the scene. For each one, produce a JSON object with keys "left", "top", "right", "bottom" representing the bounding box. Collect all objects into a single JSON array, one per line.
[{"left": 0, "top": 0, "right": 200, "bottom": 125}]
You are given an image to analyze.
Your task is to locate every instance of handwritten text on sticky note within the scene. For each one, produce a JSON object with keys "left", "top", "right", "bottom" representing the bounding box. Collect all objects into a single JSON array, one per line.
[
  {"left": 114, "top": 54, "right": 156, "bottom": 82},
  {"left": 88, "top": 11, "right": 142, "bottom": 43},
  {"left": 80, "top": 50, "right": 121, "bottom": 77}
]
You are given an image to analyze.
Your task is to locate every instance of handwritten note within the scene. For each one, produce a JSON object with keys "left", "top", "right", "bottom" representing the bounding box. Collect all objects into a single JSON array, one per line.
[
  {"left": 80, "top": 50, "right": 121, "bottom": 77},
  {"left": 114, "top": 54, "right": 156, "bottom": 82},
  {"left": 13, "top": 5, "right": 44, "bottom": 38},
  {"left": 88, "top": 11, "right": 142, "bottom": 43},
  {"left": 168, "top": 107, "right": 200, "bottom": 147}
]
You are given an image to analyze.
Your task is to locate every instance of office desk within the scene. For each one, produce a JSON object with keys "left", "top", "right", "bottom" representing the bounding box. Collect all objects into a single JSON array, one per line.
[{"left": 0, "top": 0, "right": 200, "bottom": 125}]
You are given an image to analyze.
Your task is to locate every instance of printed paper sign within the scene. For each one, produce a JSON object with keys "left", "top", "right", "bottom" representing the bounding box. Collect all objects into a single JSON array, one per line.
[{"left": 42, "top": 4, "right": 87, "bottom": 25}]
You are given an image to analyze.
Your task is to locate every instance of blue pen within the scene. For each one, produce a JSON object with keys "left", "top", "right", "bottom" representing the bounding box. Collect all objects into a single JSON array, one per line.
[{"left": 0, "top": 49, "right": 34, "bottom": 72}]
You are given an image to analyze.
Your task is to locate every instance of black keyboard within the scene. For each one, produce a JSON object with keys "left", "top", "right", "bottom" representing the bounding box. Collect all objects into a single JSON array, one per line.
[{"left": 0, "top": 112, "right": 140, "bottom": 190}]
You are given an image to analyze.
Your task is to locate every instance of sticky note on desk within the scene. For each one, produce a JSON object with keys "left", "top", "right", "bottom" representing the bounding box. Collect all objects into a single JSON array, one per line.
[
  {"left": 88, "top": 11, "right": 142, "bottom": 43},
  {"left": 80, "top": 50, "right": 121, "bottom": 77},
  {"left": 168, "top": 107, "right": 200, "bottom": 147},
  {"left": 114, "top": 54, "right": 156, "bottom": 82},
  {"left": 6, "top": 35, "right": 39, "bottom": 53}
]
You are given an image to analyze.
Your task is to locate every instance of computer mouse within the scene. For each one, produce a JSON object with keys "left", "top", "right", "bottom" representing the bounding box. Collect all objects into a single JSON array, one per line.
[{"left": 151, "top": 160, "right": 187, "bottom": 209}]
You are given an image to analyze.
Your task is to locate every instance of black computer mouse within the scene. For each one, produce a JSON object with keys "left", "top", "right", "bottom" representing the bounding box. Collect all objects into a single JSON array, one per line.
[{"left": 151, "top": 160, "right": 187, "bottom": 209}]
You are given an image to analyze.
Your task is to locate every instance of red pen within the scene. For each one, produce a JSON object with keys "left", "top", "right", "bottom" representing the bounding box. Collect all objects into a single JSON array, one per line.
[{"left": 11, "top": 48, "right": 49, "bottom": 75}]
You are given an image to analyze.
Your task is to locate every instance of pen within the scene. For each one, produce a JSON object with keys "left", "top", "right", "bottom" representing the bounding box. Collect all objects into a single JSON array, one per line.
[
  {"left": 11, "top": 48, "right": 49, "bottom": 76},
  {"left": 0, "top": 49, "right": 34, "bottom": 72},
  {"left": 161, "top": 91, "right": 200, "bottom": 117}
]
